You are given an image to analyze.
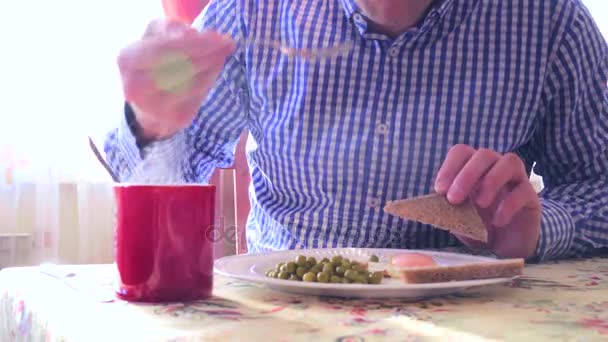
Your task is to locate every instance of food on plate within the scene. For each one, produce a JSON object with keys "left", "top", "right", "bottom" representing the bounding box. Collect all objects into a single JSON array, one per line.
[
  {"left": 387, "top": 256, "right": 524, "bottom": 284},
  {"left": 383, "top": 193, "right": 488, "bottom": 242},
  {"left": 389, "top": 252, "right": 437, "bottom": 268},
  {"left": 265, "top": 252, "right": 523, "bottom": 286},
  {"left": 266, "top": 255, "right": 384, "bottom": 284}
]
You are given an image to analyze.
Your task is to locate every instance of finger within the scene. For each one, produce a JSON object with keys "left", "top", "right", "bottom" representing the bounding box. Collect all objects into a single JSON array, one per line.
[
  {"left": 447, "top": 148, "right": 501, "bottom": 204},
  {"left": 150, "top": 34, "right": 235, "bottom": 70},
  {"left": 143, "top": 19, "right": 168, "bottom": 38},
  {"left": 492, "top": 182, "right": 539, "bottom": 227},
  {"left": 475, "top": 153, "right": 527, "bottom": 208},
  {"left": 434, "top": 144, "right": 475, "bottom": 194},
  {"left": 454, "top": 233, "right": 489, "bottom": 251},
  {"left": 173, "top": 97, "right": 204, "bottom": 126},
  {"left": 133, "top": 91, "right": 173, "bottom": 120},
  {"left": 146, "top": 37, "right": 233, "bottom": 70},
  {"left": 123, "top": 52, "right": 228, "bottom": 101},
  {"left": 143, "top": 19, "right": 192, "bottom": 39},
  {"left": 153, "top": 31, "right": 235, "bottom": 63},
  {"left": 122, "top": 69, "right": 153, "bottom": 102},
  {"left": 151, "top": 52, "right": 231, "bottom": 94},
  {"left": 118, "top": 31, "right": 235, "bottom": 72},
  {"left": 152, "top": 70, "right": 217, "bottom": 118},
  {"left": 128, "top": 104, "right": 173, "bottom": 139},
  {"left": 188, "top": 46, "right": 235, "bottom": 70},
  {"left": 168, "top": 64, "right": 224, "bottom": 116}
]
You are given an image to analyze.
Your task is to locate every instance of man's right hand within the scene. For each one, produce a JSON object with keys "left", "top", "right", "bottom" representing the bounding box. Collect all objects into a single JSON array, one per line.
[{"left": 117, "top": 19, "right": 236, "bottom": 140}]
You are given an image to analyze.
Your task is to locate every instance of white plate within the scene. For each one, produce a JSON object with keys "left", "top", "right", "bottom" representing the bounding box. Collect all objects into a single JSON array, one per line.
[{"left": 214, "top": 248, "right": 517, "bottom": 299}]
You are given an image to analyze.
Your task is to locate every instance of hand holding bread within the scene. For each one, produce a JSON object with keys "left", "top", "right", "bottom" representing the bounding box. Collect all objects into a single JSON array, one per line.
[{"left": 386, "top": 144, "right": 541, "bottom": 260}]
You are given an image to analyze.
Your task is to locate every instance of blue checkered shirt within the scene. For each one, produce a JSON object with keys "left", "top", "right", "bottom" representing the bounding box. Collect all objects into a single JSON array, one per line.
[{"left": 105, "top": 0, "right": 608, "bottom": 260}]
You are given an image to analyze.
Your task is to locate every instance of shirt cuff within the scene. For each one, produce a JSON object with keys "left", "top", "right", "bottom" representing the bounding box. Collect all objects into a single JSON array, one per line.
[
  {"left": 128, "top": 131, "right": 187, "bottom": 183},
  {"left": 534, "top": 198, "right": 576, "bottom": 261}
]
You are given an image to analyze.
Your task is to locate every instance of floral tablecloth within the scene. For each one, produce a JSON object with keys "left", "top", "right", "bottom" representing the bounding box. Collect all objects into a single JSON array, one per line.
[{"left": 1, "top": 256, "right": 607, "bottom": 342}]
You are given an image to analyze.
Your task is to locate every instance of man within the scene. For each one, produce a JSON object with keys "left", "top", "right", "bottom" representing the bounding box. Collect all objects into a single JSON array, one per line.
[{"left": 105, "top": 0, "right": 608, "bottom": 261}]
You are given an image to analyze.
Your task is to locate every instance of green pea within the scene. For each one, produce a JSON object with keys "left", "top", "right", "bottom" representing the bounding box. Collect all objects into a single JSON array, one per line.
[
  {"left": 274, "top": 255, "right": 382, "bottom": 284},
  {"left": 306, "top": 256, "right": 317, "bottom": 266},
  {"left": 344, "top": 270, "right": 359, "bottom": 281},
  {"left": 369, "top": 271, "right": 383, "bottom": 284},
  {"left": 310, "top": 265, "right": 322, "bottom": 274},
  {"left": 296, "top": 266, "right": 308, "bottom": 277},
  {"left": 285, "top": 262, "right": 296, "bottom": 273},
  {"left": 303, "top": 272, "right": 317, "bottom": 282},
  {"left": 351, "top": 264, "right": 366, "bottom": 272},
  {"left": 357, "top": 275, "right": 369, "bottom": 284},
  {"left": 331, "top": 255, "right": 343, "bottom": 266},
  {"left": 295, "top": 255, "right": 307, "bottom": 266},
  {"left": 317, "top": 272, "right": 330, "bottom": 283}
]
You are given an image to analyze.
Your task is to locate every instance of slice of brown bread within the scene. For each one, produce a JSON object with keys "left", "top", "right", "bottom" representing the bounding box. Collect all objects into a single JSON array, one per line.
[
  {"left": 391, "top": 258, "right": 524, "bottom": 284},
  {"left": 384, "top": 193, "right": 488, "bottom": 242}
]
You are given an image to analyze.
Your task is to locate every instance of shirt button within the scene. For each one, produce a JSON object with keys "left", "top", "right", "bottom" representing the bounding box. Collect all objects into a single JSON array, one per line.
[
  {"left": 389, "top": 47, "right": 399, "bottom": 58},
  {"left": 376, "top": 123, "right": 389, "bottom": 135},
  {"left": 367, "top": 197, "right": 380, "bottom": 209},
  {"left": 353, "top": 13, "right": 365, "bottom": 24}
]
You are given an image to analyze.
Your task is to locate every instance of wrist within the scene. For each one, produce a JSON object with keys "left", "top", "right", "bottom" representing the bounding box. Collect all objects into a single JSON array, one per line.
[
  {"left": 534, "top": 198, "right": 575, "bottom": 262},
  {"left": 125, "top": 102, "right": 159, "bottom": 147}
]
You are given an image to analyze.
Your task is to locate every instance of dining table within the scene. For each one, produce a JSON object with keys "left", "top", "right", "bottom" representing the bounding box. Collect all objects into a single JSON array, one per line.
[{"left": 1, "top": 253, "right": 607, "bottom": 342}]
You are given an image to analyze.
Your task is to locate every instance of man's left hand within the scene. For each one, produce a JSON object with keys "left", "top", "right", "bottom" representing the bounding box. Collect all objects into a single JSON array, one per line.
[{"left": 434, "top": 145, "right": 541, "bottom": 259}]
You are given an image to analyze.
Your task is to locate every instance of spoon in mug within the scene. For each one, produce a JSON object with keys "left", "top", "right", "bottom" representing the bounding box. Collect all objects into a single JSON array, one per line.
[{"left": 88, "top": 136, "right": 119, "bottom": 182}]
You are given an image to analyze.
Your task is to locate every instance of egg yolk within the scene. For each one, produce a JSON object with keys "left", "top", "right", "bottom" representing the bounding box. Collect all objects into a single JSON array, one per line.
[{"left": 390, "top": 253, "right": 437, "bottom": 268}]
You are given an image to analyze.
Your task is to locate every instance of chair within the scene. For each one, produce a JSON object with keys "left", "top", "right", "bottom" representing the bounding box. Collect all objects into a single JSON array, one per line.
[{"left": 210, "top": 132, "right": 250, "bottom": 256}]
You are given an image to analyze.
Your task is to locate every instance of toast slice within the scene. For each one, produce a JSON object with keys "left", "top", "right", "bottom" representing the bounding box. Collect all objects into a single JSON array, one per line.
[
  {"left": 389, "top": 258, "right": 524, "bottom": 284},
  {"left": 384, "top": 193, "right": 488, "bottom": 242}
]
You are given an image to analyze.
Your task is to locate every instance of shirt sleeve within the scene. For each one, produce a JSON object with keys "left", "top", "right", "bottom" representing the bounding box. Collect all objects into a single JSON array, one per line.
[
  {"left": 103, "top": 0, "right": 249, "bottom": 184},
  {"left": 530, "top": 2, "right": 608, "bottom": 261}
]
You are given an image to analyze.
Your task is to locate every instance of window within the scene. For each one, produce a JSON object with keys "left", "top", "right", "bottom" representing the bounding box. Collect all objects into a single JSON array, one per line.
[{"left": 0, "top": 1, "right": 164, "bottom": 182}]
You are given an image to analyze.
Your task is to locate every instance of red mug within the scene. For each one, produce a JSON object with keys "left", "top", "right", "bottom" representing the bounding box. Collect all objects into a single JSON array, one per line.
[{"left": 113, "top": 184, "right": 216, "bottom": 302}]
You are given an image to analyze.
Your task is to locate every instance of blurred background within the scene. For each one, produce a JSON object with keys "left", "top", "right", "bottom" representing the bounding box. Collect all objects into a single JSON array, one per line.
[{"left": 0, "top": 0, "right": 606, "bottom": 267}]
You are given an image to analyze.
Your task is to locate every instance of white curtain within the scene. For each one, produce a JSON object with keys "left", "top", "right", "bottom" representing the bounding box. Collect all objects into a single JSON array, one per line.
[
  {"left": 0, "top": 1, "right": 164, "bottom": 267},
  {"left": 584, "top": 1, "right": 608, "bottom": 38}
]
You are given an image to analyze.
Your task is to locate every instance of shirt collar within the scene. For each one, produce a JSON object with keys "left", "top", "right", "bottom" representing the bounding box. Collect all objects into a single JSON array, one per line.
[
  {"left": 339, "top": 0, "right": 358, "bottom": 19},
  {"left": 339, "top": 0, "right": 455, "bottom": 27}
]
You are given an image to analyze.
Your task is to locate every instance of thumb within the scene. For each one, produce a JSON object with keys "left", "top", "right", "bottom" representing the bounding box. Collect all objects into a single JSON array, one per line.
[{"left": 454, "top": 233, "right": 488, "bottom": 249}]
